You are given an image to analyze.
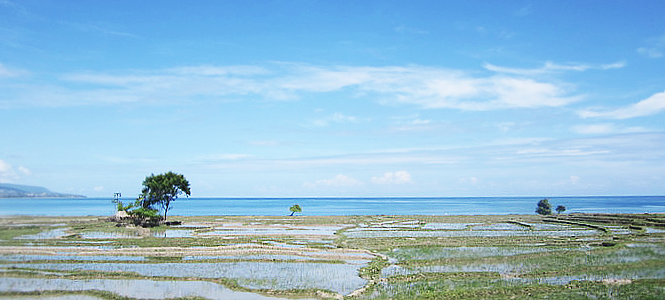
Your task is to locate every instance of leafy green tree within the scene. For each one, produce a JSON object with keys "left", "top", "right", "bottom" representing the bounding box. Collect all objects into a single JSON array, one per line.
[
  {"left": 139, "top": 172, "right": 191, "bottom": 220},
  {"left": 536, "top": 198, "right": 552, "bottom": 215},
  {"left": 289, "top": 204, "right": 302, "bottom": 216},
  {"left": 556, "top": 205, "right": 566, "bottom": 214}
]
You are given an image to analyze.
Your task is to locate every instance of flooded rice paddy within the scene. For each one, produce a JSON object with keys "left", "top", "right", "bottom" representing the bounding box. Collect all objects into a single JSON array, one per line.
[{"left": 1, "top": 213, "right": 664, "bottom": 299}]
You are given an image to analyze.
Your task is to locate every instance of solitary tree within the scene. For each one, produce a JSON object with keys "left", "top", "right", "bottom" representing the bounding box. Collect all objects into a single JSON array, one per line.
[
  {"left": 139, "top": 172, "right": 191, "bottom": 220},
  {"left": 289, "top": 204, "right": 302, "bottom": 216},
  {"left": 556, "top": 205, "right": 566, "bottom": 214},
  {"left": 536, "top": 198, "right": 552, "bottom": 215}
]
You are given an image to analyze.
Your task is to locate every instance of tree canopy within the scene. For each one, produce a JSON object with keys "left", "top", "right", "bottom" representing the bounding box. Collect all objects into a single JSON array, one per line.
[
  {"left": 289, "top": 204, "right": 302, "bottom": 216},
  {"left": 536, "top": 198, "right": 552, "bottom": 215},
  {"left": 140, "top": 171, "right": 191, "bottom": 220}
]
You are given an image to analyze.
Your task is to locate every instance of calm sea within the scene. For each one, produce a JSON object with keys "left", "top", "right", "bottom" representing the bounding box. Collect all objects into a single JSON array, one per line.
[{"left": 1, "top": 196, "right": 664, "bottom": 216}]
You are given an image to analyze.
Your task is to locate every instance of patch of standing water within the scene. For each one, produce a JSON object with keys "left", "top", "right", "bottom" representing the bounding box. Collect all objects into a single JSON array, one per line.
[
  {"left": 151, "top": 230, "right": 196, "bottom": 238},
  {"left": 508, "top": 267, "right": 665, "bottom": 285},
  {"left": 14, "top": 228, "right": 69, "bottom": 240},
  {"left": 11, "top": 262, "right": 367, "bottom": 295},
  {"left": 523, "top": 223, "right": 570, "bottom": 230},
  {"left": 172, "top": 223, "right": 210, "bottom": 228},
  {"left": 646, "top": 227, "right": 665, "bottom": 234},
  {"left": 388, "top": 246, "right": 557, "bottom": 261},
  {"left": 472, "top": 223, "right": 527, "bottom": 230},
  {"left": 202, "top": 225, "right": 346, "bottom": 236},
  {"left": 2, "top": 223, "right": 67, "bottom": 227},
  {"left": 0, "top": 295, "right": 103, "bottom": 300},
  {"left": 344, "top": 229, "right": 599, "bottom": 238},
  {"left": 79, "top": 230, "right": 195, "bottom": 239},
  {"left": 381, "top": 263, "right": 531, "bottom": 278},
  {"left": 0, "top": 254, "right": 145, "bottom": 262},
  {"left": 422, "top": 223, "right": 481, "bottom": 230},
  {"left": 262, "top": 240, "right": 306, "bottom": 248},
  {"left": 0, "top": 277, "right": 300, "bottom": 300},
  {"left": 182, "top": 254, "right": 320, "bottom": 261}
]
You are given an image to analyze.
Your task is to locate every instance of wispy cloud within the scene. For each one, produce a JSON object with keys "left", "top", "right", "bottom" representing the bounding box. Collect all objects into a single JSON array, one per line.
[
  {"left": 310, "top": 112, "right": 360, "bottom": 127},
  {"left": 3, "top": 62, "right": 584, "bottom": 110},
  {"left": 0, "top": 63, "right": 29, "bottom": 77},
  {"left": 202, "top": 154, "right": 255, "bottom": 161},
  {"left": 394, "top": 25, "right": 429, "bottom": 35},
  {"left": 389, "top": 116, "right": 439, "bottom": 132},
  {"left": 571, "top": 123, "right": 650, "bottom": 135},
  {"left": 637, "top": 34, "right": 665, "bottom": 58},
  {"left": 66, "top": 22, "right": 140, "bottom": 38},
  {"left": 249, "top": 140, "right": 283, "bottom": 147},
  {"left": 578, "top": 90, "right": 665, "bottom": 119},
  {"left": 0, "top": 158, "right": 31, "bottom": 183},
  {"left": 513, "top": 4, "right": 532, "bottom": 17},
  {"left": 371, "top": 171, "right": 412, "bottom": 185},
  {"left": 303, "top": 174, "right": 362, "bottom": 188},
  {"left": 484, "top": 61, "right": 625, "bottom": 75}
]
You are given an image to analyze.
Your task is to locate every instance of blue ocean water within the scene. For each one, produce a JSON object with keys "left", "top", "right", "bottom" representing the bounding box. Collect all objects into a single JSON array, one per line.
[{"left": 1, "top": 196, "right": 664, "bottom": 216}]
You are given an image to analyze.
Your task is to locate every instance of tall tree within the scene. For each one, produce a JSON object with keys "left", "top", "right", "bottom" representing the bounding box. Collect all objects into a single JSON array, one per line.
[
  {"left": 536, "top": 198, "right": 552, "bottom": 215},
  {"left": 140, "top": 172, "right": 191, "bottom": 220}
]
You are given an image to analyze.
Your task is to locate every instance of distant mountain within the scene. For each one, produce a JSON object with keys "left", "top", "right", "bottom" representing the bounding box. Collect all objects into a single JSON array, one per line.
[{"left": 0, "top": 183, "right": 86, "bottom": 198}]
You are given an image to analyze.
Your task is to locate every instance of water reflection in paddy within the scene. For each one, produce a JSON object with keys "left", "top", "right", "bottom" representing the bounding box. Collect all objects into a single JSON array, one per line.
[
  {"left": 0, "top": 277, "right": 297, "bottom": 300},
  {"left": 422, "top": 223, "right": 481, "bottom": 230},
  {"left": 182, "top": 254, "right": 320, "bottom": 261},
  {"left": 389, "top": 246, "right": 558, "bottom": 261},
  {"left": 14, "top": 228, "right": 69, "bottom": 240},
  {"left": 11, "top": 261, "right": 367, "bottom": 295},
  {"left": 0, "top": 254, "right": 144, "bottom": 262},
  {"left": 344, "top": 229, "right": 599, "bottom": 238},
  {"left": 80, "top": 230, "right": 195, "bottom": 239},
  {"left": 202, "top": 225, "right": 347, "bottom": 236}
]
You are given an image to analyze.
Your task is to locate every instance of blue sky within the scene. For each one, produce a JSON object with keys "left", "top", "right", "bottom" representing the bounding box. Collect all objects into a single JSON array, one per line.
[{"left": 1, "top": 0, "right": 664, "bottom": 197}]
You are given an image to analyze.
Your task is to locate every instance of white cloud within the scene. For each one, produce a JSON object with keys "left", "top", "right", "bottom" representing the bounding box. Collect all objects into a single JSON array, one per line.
[
  {"left": 66, "top": 22, "right": 139, "bottom": 39},
  {"left": 17, "top": 166, "right": 31, "bottom": 176},
  {"left": 93, "top": 186, "right": 104, "bottom": 192},
  {"left": 484, "top": 61, "right": 625, "bottom": 75},
  {"left": 304, "top": 174, "right": 362, "bottom": 188},
  {"left": 0, "top": 158, "right": 31, "bottom": 183},
  {"left": 4, "top": 63, "right": 582, "bottom": 111},
  {"left": 0, "top": 63, "right": 29, "bottom": 77},
  {"left": 571, "top": 124, "right": 616, "bottom": 135},
  {"left": 486, "top": 76, "right": 580, "bottom": 109},
  {"left": 569, "top": 176, "right": 580, "bottom": 184},
  {"left": 371, "top": 171, "right": 413, "bottom": 185},
  {"left": 578, "top": 90, "right": 665, "bottom": 119},
  {"left": 637, "top": 34, "right": 665, "bottom": 58},
  {"left": 513, "top": 4, "right": 532, "bottom": 17},
  {"left": 249, "top": 140, "right": 282, "bottom": 147},
  {"left": 571, "top": 123, "right": 650, "bottom": 135},
  {"left": 515, "top": 148, "right": 610, "bottom": 157},
  {"left": 310, "top": 112, "right": 360, "bottom": 127},
  {"left": 638, "top": 47, "right": 663, "bottom": 58},
  {"left": 394, "top": 25, "right": 429, "bottom": 35},
  {"left": 600, "top": 61, "right": 627, "bottom": 70},
  {"left": 203, "top": 154, "right": 254, "bottom": 161}
]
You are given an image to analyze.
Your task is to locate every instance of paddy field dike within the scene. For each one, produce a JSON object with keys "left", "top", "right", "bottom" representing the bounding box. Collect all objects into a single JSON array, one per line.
[{"left": 1, "top": 213, "right": 664, "bottom": 299}]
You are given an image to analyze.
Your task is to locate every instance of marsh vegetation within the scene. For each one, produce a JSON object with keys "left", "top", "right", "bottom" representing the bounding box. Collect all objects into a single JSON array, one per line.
[{"left": 1, "top": 213, "right": 664, "bottom": 299}]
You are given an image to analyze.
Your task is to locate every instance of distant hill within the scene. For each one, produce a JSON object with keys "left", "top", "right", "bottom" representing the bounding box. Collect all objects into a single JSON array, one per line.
[{"left": 0, "top": 183, "right": 86, "bottom": 198}]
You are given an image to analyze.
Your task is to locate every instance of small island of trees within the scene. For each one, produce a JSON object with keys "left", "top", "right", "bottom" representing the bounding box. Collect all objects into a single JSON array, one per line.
[
  {"left": 536, "top": 198, "right": 567, "bottom": 216},
  {"left": 112, "top": 171, "right": 190, "bottom": 227}
]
